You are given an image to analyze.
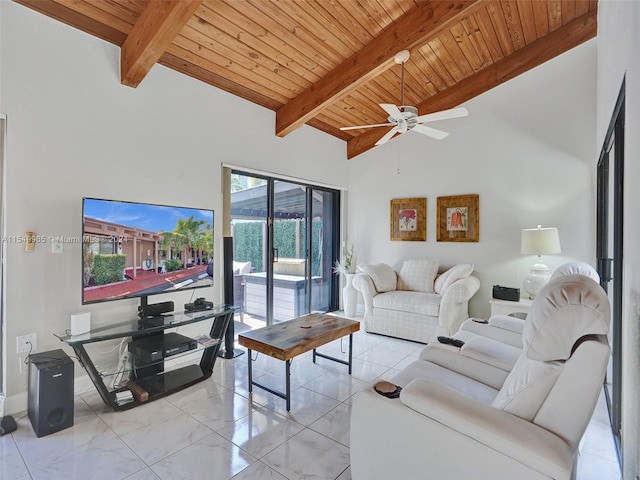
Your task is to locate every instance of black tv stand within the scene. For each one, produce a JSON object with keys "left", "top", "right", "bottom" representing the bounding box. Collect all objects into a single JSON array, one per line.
[{"left": 54, "top": 305, "right": 236, "bottom": 411}]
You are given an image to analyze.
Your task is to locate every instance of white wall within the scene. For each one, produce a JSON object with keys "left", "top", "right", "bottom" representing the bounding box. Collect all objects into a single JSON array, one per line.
[
  {"left": 0, "top": 2, "right": 347, "bottom": 412},
  {"left": 347, "top": 39, "right": 597, "bottom": 319},
  {"left": 597, "top": 2, "right": 640, "bottom": 478}
]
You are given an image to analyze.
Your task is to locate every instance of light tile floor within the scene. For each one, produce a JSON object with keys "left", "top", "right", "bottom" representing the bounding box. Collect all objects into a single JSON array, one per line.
[{"left": 1, "top": 316, "right": 621, "bottom": 480}]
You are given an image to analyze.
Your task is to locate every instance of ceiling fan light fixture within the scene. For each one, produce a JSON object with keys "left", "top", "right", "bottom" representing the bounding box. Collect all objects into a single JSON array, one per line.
[
  {"left": 394, "top": 50, "right": 410, "bottom": 64},
  {"left": 398, "top": 118, "right": 408, "bottom": 134}
]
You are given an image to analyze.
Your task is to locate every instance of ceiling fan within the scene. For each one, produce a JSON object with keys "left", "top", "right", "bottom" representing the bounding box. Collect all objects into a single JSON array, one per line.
[{"left": 340, "top": 50, "right": 469, "bottom": 146}]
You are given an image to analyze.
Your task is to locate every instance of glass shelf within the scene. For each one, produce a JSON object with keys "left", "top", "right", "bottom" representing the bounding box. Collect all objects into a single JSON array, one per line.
[{"left": 54, "top": 305, "right": 236, "bottom": 345}]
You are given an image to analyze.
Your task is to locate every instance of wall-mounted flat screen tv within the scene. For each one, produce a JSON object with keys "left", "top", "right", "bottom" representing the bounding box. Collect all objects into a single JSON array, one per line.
[{"left": 82, "top": 197, "right": 214, "bottom": 305}]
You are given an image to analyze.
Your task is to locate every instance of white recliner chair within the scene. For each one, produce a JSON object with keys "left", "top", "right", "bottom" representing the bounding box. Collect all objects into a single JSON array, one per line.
[
  {"left": 350, "top": 273, "right": 610, "bottom": 480},
  {"left": 458, "top": 261, "right": 601, "bottom": 346},
  {"left": 419, "top": 262, "right": 603, "bottom": 389}
]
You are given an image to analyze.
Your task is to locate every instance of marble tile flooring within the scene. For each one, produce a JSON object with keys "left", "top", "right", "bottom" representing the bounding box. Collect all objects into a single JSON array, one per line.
[{"left": 1, "top": 321, "right": 621, "bottom": 480}]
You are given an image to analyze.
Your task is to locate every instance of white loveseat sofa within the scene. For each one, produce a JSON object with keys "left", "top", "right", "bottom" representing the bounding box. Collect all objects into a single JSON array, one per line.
[
  {"left": 353, "top": 260, "right": 480, "bottom": 343},
  {"left": 350, "top": 273, "right": 611, "bottom": 480}
]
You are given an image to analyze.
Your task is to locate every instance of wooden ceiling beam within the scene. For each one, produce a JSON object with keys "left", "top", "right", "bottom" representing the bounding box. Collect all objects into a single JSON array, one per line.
[
  {"left": 121, "top": 0, "right": 202, "bottom": 87},
  {"left": 275, "top": 0, "right": 484, "bottom": 138},
  {"left": 13, "top": 0, "right": 127, "bottom": 45},
  {"left": 347, "top": 7, "right": 597, "bottom": 160}
]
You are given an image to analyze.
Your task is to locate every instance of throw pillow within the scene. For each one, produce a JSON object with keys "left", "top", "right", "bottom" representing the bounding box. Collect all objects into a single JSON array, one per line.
[
  {"left": 434, "top": 264, "right": 474, "bottom": 294},
  {"left": 396, "top": 259, "right": 439, "bottom": 293},
  {"left": 359, "top": 263, "right": 397, "bottom": 292}
]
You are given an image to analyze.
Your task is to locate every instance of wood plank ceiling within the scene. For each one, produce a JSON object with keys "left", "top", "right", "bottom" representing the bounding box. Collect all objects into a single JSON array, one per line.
[{"left": 15, "top": 0, "right": 597, "bottom": 159}]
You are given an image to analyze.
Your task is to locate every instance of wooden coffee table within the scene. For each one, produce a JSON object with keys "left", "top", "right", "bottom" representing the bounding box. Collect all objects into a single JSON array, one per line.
[{"left": 238, "top": 313, "right": 360, "bottom": 410}]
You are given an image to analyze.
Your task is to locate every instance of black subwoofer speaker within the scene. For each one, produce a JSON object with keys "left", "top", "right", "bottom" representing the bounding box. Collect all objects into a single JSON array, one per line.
[
  {"left": 28, "top": 349, "right": 74, "bottom": 437},
  {"left": 217, "top": 236, "right": 243, "bottom": 359}
]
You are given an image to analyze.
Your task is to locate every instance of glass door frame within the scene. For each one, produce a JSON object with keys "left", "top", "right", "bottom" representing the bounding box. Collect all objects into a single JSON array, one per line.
[{"left": 596, "top": 76, "right": 625, "bottom": 464}]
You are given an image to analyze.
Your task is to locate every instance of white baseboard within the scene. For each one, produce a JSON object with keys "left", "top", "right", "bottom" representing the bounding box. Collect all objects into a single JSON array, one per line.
[{"left": 2, "top": 391, "right": 28, "bottom": 416}]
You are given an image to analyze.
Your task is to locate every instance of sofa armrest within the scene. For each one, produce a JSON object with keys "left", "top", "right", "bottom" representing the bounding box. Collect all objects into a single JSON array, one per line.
[
  {"left": 441, "top": 275, "right": 480, "bottom": 302},
  {"left": 489, "top": 314, "right": 526, "bottom": 334},
  {"left": 353, "top": 272, "right": 377, "bottom": 314},
  {"left": 459, "top": 317, "right": 524, "bottom": 348},
  {"left": 437, "top": 275, "right": 480, "bottom": 332},
  {"left": 419, "top": 342, "right": 509, "bottom": 389},
  {"left": 400, "top": 378, "right": 573, "bottom": 479},
  {"left": 460, "top": 336, "right": 521, "bottom": 371}
]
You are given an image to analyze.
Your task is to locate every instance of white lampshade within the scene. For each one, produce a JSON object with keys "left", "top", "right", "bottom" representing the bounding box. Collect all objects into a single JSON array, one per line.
[
  {"left": 521, "top": 225, "right": 561, "bottom": 299},
  {"left": 521, "top": 226, "right": 561, "bottom": 255}
]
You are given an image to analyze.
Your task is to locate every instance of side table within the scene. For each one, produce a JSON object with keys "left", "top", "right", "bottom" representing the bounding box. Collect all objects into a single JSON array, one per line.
[{"left": 489, "top": 297, "right": 533, "bottom": 318}]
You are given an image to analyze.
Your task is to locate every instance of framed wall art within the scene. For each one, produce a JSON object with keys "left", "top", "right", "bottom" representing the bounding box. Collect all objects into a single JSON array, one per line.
[
  {"left": 436, "top": 194, "right": 479, "bottom": 242},
  {"left": 390, "top": 197, "right": 426, "bottom": 241}
]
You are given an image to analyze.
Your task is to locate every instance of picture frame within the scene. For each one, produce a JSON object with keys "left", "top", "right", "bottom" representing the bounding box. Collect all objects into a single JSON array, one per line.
[
  {"left": 390, "top": 197, "right": 426, "bottom": 241},
  {"left": 436, "top": 194, "right": 479, "bottom": 242}
]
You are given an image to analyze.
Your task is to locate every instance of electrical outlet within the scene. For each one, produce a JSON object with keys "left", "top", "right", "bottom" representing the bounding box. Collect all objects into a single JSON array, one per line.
[{"left": 17, "top": 333, "right": 37, "bottom": 354}]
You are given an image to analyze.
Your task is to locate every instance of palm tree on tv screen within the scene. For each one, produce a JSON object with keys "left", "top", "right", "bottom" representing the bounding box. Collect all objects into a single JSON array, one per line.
[{"left": 160, "top": 215, "right": 212, "bottom": 267}]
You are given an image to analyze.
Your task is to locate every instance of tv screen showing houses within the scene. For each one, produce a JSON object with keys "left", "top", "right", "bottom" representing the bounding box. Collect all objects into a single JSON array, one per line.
[{"left": 82, "top": 197, "right": 214, "bottom": 304}]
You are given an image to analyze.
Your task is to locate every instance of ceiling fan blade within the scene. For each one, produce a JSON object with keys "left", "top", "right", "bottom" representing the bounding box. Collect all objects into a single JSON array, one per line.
[
  {"left": 379, "top": 103, "right": 403, "bottom": 120},
  {"left": 411, "top": 124, "right": 449, "bottom": 140},
  {"left": 415, "top": 107, "right": 469, "bottom": 123},
  {"left": 375, "top": 126, "right": 399, "bottom": 146},
  {"left": 340, "top": 122, "right": 395, "bottom": 131}
]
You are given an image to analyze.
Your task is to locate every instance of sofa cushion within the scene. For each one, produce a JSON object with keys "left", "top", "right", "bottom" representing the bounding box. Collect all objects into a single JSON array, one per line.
[
  {"left": 397, "top": 259, "right": 439, "bottom": 293},
  {"left": 359, "top": 263, "right": 397, "bottom": 292},
  {"left": 434, "top": 264, "right": 474, "bottom": 294},
  {"left": 489, "top": 314, "right": 525, "bottom": 334},
  {"left": 373, "top": 291, "right": 440, "bottom": 317}
]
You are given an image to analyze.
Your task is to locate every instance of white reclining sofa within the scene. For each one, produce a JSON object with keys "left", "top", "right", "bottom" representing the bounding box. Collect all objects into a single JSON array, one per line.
[
  {"left": 353, "top": 260, "right": 480, "bottom": 343},
  {"left": 458, "top": 261, "right": 602, "bottom": 349},
  {"left": 351, "top": 273, "right": 610, "bottom": 480},
  {"left": 419, "top": 261, "right": 603, "bottom": 389}
]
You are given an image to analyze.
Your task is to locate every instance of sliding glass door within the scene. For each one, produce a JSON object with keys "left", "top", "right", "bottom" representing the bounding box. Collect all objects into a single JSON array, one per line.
[
  {"left": 310, "top": 188, "right": 339, "bottom": 319},
  {"left": 272, "top": 179, "right": 308, "bottom": 322},
  {"left": 597, "top": 78, "right": 624, "bottom": 462},
  {"left": 230, "top": 171, "right": 339, "bottom": 326}
]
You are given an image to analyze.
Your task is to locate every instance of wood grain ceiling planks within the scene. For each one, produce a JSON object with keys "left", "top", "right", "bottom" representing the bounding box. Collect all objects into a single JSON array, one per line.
[{"left": 14, "top": 0, "right": 597, "bottom": 159}]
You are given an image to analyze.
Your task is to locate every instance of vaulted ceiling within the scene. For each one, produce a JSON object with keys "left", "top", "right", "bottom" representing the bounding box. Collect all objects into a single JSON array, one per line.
[{"left": 15, "top": 0, "right": 597, "bottom": 159}]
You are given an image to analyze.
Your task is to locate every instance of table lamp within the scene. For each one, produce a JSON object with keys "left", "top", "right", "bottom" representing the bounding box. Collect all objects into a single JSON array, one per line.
[{"left": 521, "top": 225, "right": 561, "bottom": 299}]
